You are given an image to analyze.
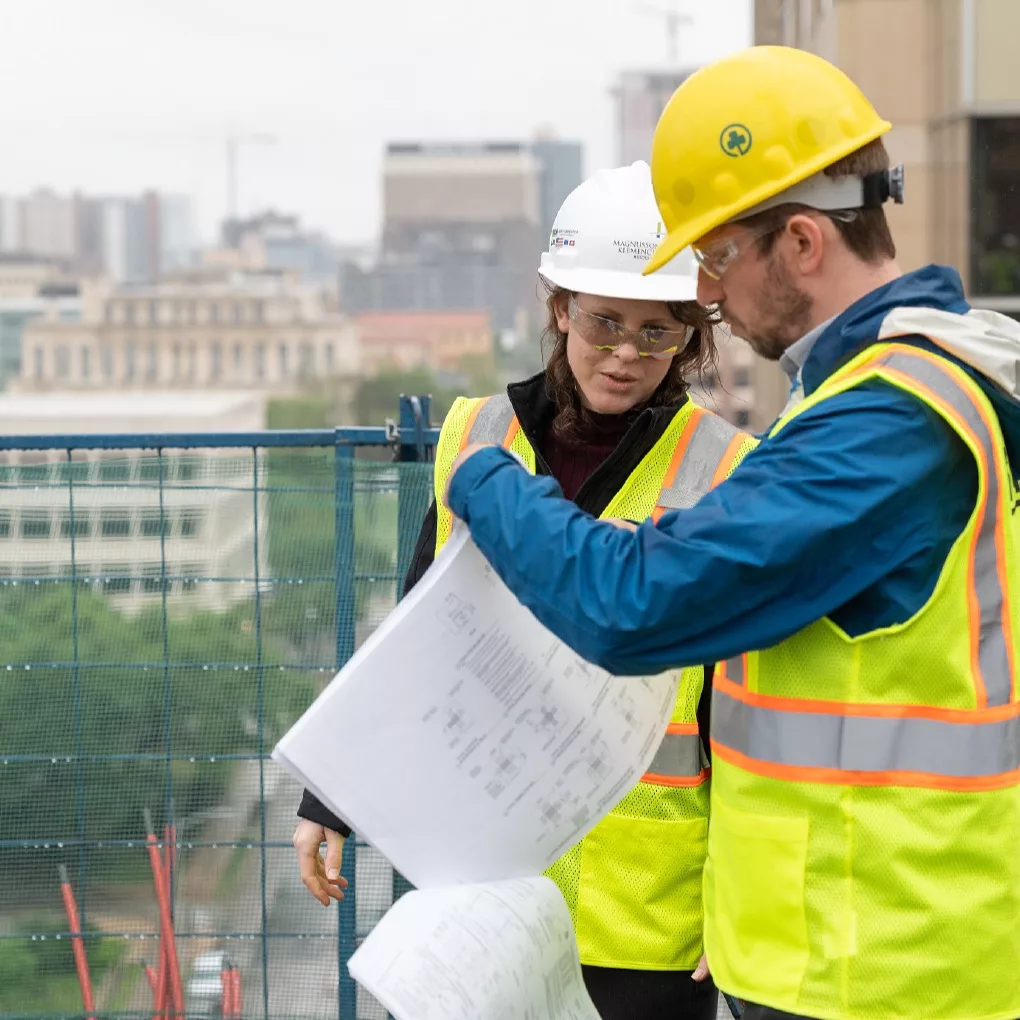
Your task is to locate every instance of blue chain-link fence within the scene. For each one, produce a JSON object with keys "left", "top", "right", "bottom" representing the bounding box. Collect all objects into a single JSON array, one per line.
[{"left": 0, "top": 398, "right": 438, "bottom": 1020}]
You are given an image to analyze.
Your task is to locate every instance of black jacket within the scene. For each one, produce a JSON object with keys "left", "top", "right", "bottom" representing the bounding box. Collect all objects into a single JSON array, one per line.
[{"left": 297, "top": 373, "right": 714, "bottom": 836}]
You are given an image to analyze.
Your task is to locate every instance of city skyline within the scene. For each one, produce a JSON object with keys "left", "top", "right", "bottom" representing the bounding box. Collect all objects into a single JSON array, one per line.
[{"left": 0, "top": 0, "right": 752, "bottom": 245}]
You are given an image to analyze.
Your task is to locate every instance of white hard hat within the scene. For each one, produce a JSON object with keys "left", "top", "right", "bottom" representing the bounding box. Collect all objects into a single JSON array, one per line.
[{"left": 538, "top": 161, "right": 698, "bottom": 302}]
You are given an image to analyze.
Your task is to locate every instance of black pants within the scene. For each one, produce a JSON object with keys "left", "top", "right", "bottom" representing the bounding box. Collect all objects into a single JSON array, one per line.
[{"left": 581, "top": 965, "right": 719, "bottom": 1020}]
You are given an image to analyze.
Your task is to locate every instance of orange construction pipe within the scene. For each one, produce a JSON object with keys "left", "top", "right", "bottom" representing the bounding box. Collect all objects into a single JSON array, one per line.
[
  {"left": 144, "top": 809, "right": 184, "bottom": 1020},
  {"left": 230, "top": 965, "right": 242, "bottom": 1019},
  {"left": 58, "top": 865, "right": 96, "bottom": 1020},
  {"left": 220, "top": 960, "right": 233, "bottom": 1018}
]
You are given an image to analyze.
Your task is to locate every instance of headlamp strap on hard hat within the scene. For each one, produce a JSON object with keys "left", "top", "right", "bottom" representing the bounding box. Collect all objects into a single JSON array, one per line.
[
  {"left": 861, "top": 164, "right": 905, "bottom": 208},
  {"left": 734, "top": 162, "right": 906, "bottom": 222}
]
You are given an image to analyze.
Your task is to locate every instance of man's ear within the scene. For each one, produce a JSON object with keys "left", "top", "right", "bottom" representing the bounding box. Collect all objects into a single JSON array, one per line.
[{"left": 785, "top": 214, "right": 825, "bottom": 274}]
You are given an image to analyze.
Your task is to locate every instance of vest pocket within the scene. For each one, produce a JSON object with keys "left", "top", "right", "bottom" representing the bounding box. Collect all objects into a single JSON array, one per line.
[
  {"left": 706, "top": 799, "right": 810, "bottom": 1000},
  {"left": 575, "top": 811, "right": 708, "bottom": 970}
]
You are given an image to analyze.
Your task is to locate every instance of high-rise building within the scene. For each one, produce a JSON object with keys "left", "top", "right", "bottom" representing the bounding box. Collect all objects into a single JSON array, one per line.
[
  {"left": 755, "top": 0, "right": 1020, "bottom": 319},
  {"left": 613, "top": 70, "right": 694, "bottom": 167},
  {"left": 159, "top": 194, "right": 196, "bottom": 274},
  {"left": 101, "top": 199, "right": 128, "bottom": 283},
  {"left": 341, "top": 138, "right": 583, "bottom": 341},
  {"left": 123, "top": 195, "right": 153, "bottom": 284},
  {"left": 0, "top": 196, "right": 21, "bottom": 253},
  {"left": 20, "top": 189, "right": 76, "bottom": 261},
  {"left": 2, "top": 189, "right": 195, "bottom": 283},
  {"left": 73, "top": 194, "right": 107, "bottom": 275},
  {"left": 531, "top": 136, "right": 585, "bottom": 246}
]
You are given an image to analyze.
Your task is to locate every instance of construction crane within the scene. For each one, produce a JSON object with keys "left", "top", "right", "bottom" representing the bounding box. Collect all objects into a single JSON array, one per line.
[
  {"left": 226, "top": 133, "right": 277, "bottom": 224},
  {"left": 635, "top": 0, "right": 693, "bottom": 66}
]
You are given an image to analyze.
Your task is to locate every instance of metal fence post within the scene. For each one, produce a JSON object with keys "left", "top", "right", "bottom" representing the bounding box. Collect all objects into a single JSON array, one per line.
[
  {"left": 334, "top": 440, "right": 358, "bottom": 1019},
  {"left": 156, "top": 448, "right": 175, "bottom": 920},
  {"left": 252, "top": 447, "right": 271, "bottom": 1020},
  {"left": 391, "top": 395, "right": 432, "bottom": 909},
  {"left": 65, "top": 450, "right": 87, "bottom": 925}
]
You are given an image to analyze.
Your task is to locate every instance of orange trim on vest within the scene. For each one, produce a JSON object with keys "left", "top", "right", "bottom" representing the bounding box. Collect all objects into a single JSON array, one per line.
[
  {"left": 459, "top": 399, "right": 486, "bottom": 453},
  {"left": 665, "top": 721, "right": 699, "bottom": 736},
  {"left": 502, "top": 415, "right": 521, "bottom": 450},
  {"left": 880, "top": 363, "right": 993, "bottom": 709},
  {"left": 840, "top": 344, "right": 1017, "bottom": 709},
  {"left": 713, "top": 673, "right": 1020, "bottom": 724},
  {"left": 651, "top": 406, "right": 705, "bottom": 524},
  {"left": 641, "top": 767, "right": 711, "bottom": 788},
  {"left": 710, "top": 738, "right": 1020, "bottom": 793},
  {"left": 718, "top": 653, "right": 748, "bottom": 688},
  {"left": 710, "top": 432, "right": 749, "bottom": 488}
]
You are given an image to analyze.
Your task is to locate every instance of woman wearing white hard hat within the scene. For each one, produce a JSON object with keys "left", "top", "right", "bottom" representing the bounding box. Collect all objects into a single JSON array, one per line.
[{"left": 293, "top": 161, "right": 755, "bottom": 1019}]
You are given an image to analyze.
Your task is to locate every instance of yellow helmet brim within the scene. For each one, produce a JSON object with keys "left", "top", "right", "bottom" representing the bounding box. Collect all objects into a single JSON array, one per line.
[{"left": 644, "top": 230, "right": 691, "bottom": 276}]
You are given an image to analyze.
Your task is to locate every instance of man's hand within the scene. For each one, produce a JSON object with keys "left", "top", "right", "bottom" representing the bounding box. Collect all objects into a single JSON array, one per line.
[
  {"left": 293, "top": 820, "right": 348, "bottom": 907},
  {"left": 442, "top": 442, "right": 497, "bottom": 511}
]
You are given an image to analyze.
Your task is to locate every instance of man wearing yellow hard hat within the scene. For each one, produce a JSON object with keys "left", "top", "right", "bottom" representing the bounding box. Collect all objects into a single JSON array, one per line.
[{"left": 441, "top": 45, "right": 1020, "bottom": 1020}]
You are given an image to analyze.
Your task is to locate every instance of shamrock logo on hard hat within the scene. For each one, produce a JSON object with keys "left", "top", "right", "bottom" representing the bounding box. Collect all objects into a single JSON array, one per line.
[{"left": 720, "top": 124, "right": 753, "bottom": 157}]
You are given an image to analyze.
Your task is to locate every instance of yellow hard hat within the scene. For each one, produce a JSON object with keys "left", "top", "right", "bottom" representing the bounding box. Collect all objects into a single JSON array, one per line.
[{"left": 644, "top": 45, "right": 892, "bottom": 275}]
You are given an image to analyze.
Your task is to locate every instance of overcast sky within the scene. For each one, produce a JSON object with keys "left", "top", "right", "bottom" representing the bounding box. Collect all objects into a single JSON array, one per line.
[{"left": 0, "top": 0, "right": 752, "bottom": 244}]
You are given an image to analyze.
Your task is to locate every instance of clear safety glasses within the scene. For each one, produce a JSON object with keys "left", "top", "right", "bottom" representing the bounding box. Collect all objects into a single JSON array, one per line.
[
  {"left": 568, "top": 298, "right": 693, "bottom": 360},
  {"left": 693, "top": 210, "right": 858, "bottom": 279},
  {"left": 692, "top": 224, "right": 782, "bottom": 280}
]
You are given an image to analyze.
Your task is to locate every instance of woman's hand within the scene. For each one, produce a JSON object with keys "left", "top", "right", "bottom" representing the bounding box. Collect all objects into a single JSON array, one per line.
[{"left": 293, "top": 820, "right": 348, "bottom": 907}]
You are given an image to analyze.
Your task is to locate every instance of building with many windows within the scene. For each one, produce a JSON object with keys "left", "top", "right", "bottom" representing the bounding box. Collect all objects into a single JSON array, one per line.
[
  {"left": 0, "top": 256, "right": 83, "bottom": 389},
  {"left": 16, "top": 269, "right": 359, "bottom": 394},
  {"left": 0, "top": 391, "right": 267, "bottom": 612}
]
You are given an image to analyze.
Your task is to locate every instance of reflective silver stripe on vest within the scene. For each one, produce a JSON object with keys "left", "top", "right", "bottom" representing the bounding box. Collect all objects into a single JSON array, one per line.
[
  {"left": 713, "top": 685, "right": 1020, "bottom": 779},
  {"left": 657, "top": 412, "right": 740, "bottom": 511},
  {"left": 644, "top": 730, "right": 704, "bottom": 778},
  {"left": 723, "top": 654, "right": 745, "bottom": 686},
  {"left": 466, "top": 394, "right": 516, "bottom": 446},
  {"left": 872, "top": 350, "right": 1012, "bottom": 708}
]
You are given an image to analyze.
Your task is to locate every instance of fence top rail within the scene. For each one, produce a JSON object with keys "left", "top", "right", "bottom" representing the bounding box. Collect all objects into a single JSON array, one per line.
[{"left": 0, "top": 426, "right": 442, "bottom": 452}]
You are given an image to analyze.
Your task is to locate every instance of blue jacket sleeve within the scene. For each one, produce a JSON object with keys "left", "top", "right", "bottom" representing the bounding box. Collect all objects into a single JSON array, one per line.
[{"left": 447, "top": 382, "right": 974, "bottom": 675}]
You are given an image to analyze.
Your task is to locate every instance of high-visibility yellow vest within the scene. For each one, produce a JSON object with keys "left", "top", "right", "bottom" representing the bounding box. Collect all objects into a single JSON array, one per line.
[
  {"left": 704, "top": 340, "right": 1020, "bottom": 1018},
  {"left": 434, "top": 392, "right": 756, "bottom": 970}
]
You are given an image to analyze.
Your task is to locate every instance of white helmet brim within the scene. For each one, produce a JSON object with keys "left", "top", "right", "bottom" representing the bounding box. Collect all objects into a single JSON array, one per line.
[{"left": 538, "top": 255, "right": 698, "bottom": 303}]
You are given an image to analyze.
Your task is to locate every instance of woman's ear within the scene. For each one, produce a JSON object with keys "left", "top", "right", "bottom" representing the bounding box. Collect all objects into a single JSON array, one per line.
[{"left": 553, "top": 291, "right": 572, "bottom": 334}]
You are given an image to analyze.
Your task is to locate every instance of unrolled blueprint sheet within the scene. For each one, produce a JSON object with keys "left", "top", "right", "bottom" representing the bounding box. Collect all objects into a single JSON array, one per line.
[
  {"left": 272, "top": 526, "right": 677, "bottom": 889},
  {"left": 348, "top": 876, "right": 601, "bottom": 1020}
]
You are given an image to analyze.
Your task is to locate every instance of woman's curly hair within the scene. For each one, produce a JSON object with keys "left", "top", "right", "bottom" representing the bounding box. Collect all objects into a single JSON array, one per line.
[{"left": 540, "top": 282, "right": 720, "bottom": 438}]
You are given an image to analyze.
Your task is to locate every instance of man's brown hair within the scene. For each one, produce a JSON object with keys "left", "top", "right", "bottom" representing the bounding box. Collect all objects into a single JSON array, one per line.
[{"left": 741, "top": 138, "right": 896, "bottom": 264}]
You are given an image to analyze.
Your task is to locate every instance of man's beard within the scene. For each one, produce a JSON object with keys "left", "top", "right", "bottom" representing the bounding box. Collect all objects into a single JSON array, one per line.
[{"left": 723, "top": 255, "right": 814, "bottom": 361}]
